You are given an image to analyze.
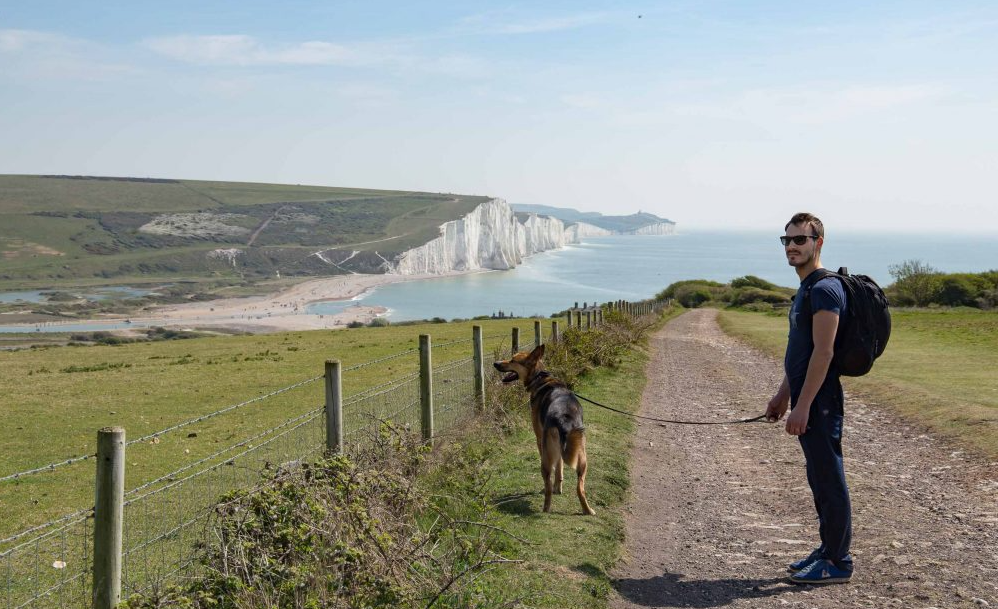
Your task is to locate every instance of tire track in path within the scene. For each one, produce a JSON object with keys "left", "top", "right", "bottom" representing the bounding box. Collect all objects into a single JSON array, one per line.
[{"left": 611, "top": 308, "right": 998, "bottom": 609}]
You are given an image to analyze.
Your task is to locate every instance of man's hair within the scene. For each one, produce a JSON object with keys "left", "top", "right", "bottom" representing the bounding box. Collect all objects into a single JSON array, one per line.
[{"left": 785, "top": 212, "right": 824, "bottom": 238}]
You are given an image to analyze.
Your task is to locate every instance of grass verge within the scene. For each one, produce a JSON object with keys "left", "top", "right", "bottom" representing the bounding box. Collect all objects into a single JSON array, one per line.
[
  {"left": 716, "top": 307, "right": 998, "bottom": 458},
  {"left": 426, "top": 306, "right": 682, "bottom": 607}
]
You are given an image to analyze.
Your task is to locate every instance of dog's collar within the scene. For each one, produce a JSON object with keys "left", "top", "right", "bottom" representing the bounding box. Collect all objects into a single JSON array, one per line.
[{"left": 527, "top": 370, "right": 552, "bottom": 386}]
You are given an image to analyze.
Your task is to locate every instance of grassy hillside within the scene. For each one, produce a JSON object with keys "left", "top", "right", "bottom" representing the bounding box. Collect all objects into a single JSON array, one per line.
[
  {"left": 0, "top": 317, "right": 528, "bottom": 538},
  {"left": 0, "top": 175, "right": 489, "bottom": 290},
  {"left": 717, "top": 307, "right": 998, "bottom": 457}
]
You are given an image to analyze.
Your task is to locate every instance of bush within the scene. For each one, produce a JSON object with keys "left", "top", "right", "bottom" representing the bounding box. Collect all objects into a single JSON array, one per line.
[
  {"left": 888, "top": 259, "right": 942, "bottom": 306},
  {"left": 731, "top": 275, "right": 778, "bottom": 290},
  {"left": 366, "top": 317, "right": 390, "bottom": 327},
  {"left": 656, "top": 279, "right": 725, "bottom": 300},
  {"left": 730, "top": 287, "right": 792, "bottom": 306},
  {"left": 346, "top": 320, "right": 365, "bottom": 328},
  {"left": 122, "top": 425, "right": 506, "bottom": 609},
  {"left": 674, "top": 285, "right": 713, "bottom": 308},
  {"left": 937, "top": 275, "right": 978, "bottom": 307}
]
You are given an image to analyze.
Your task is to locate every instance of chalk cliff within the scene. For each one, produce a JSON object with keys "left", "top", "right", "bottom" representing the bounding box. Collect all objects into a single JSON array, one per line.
[
  {"left": 391, "top": 199, "right": 579, "bottom": 275},
  {"left": 631, "top": 222, "right": 677, "bottom": 236},
  {"left": 564, "top": 222, "right": 614, "bottom": 241}
]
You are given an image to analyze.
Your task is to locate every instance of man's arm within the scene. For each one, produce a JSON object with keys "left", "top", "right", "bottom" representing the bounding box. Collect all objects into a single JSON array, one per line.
[
  {"left": 785, "top": 310, "right": 838, "bottom": 435},
  {"left": 766, "top": 375, "right": 791, "bottom": 422}
]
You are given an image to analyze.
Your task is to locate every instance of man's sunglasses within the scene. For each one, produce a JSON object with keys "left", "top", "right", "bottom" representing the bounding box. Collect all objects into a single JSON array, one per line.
[{"left": 779, "top": 235, "right": 819, "bottom": 246}]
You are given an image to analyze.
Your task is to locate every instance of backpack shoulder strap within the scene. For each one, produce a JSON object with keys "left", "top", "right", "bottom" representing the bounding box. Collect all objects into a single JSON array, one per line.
[{"left": 801, "top": 268, "right": 839, "bottom": 316}]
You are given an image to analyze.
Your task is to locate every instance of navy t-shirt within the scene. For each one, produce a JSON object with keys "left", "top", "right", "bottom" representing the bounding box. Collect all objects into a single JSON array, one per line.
[{"left": 785, "top": 269, "right": 847, "bottom": 403}]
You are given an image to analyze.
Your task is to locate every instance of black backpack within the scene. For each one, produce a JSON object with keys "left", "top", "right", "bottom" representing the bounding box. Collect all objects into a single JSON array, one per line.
[{"left": 802, "top": 267, "right": 891, "bottom": 377}]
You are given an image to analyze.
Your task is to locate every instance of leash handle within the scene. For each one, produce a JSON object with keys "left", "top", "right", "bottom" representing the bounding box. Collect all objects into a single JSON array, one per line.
[{"left": 575, "top": 394, "right": 767, "bottom": 426}]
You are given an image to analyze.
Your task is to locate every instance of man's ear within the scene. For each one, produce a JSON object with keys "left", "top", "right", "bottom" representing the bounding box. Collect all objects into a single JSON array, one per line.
[{"left": 528, "top": 344, "right": 545, "bottom": 361}]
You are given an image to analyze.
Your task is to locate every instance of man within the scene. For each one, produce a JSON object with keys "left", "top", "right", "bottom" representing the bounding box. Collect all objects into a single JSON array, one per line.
[{"left": 766, "top": 212, "right": 854, "bottom": 584}]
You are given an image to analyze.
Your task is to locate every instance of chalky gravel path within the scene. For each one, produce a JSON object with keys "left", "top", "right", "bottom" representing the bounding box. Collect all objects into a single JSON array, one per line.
[{"left": 611, "top": 309, "right": 998, "bottom": 609}]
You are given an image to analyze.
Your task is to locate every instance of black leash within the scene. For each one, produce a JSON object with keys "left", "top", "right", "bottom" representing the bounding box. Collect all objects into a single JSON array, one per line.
[{"left": 574, "top": 394, "right": 767, "bottom": 426}]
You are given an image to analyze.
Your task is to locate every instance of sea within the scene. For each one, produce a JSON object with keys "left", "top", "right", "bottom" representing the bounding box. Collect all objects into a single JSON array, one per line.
[
  {"left": 311, "top": 229, "right": 998, "bottom": 322},
  {"left": 3, "top": 229, "right": 995, "bottom": 332}
]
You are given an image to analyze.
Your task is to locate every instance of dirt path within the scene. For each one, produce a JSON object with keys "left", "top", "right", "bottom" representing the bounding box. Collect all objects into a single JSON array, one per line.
[{"left": 611, "top": 309, "right": 998, "bottom": 608}]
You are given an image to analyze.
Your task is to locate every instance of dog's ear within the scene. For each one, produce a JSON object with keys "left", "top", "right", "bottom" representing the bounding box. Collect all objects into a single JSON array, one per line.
[{"left": 528, "top": 344, "right": 545, "bottom": 361}]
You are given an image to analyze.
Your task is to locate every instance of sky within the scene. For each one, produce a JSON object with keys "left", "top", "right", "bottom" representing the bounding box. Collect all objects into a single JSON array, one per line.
[{"left": 2, "top": 1, "right": 997, "bottom": 232}]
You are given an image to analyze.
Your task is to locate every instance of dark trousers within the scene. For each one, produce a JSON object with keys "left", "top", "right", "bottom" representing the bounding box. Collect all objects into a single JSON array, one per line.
[{"left": 795, "top": 385, "right": 853, "bottom": 570}]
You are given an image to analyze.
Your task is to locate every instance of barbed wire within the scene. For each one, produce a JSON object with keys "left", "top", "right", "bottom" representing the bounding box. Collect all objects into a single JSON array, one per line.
[
  {"left": 125, "top": 409, "right": 322, "bottom": 506},
  {"left": 431, "top": 337, "right": 473, "bottom": 349},
  {"left": 343, "top": 348, "right": 418, "bottom": 372},
  {"left": 0, "top": 510, "right": 90, "bottom": 556},
  {"left": 0, "top": 375, "right": 323, "bottom": 484},
  {"left": 0, "top": 453, "right": 97, "bottom": 485},
  {"left": 343, "top": 373, "right": 420, "bottom": 406},
  {"left": 124, "top": 405, "right": 324, "bottom": 499},
  {"left": 126, "top": 374, "right": 323, "bottom": 447}
]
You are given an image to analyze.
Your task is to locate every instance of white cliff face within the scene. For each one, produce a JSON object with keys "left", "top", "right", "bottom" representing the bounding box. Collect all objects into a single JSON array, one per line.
[
  {"left": 564, "top": 222, "right": 613, "bottom": 241},
  {"left": 390, "top": 199, "right": 675, "bottom": 275},
  {"left": 391, "top": 199, "right": 572, "bottom": 275},
  {"left": 631, "top": 222, "right": 677, "bottom": 235}
]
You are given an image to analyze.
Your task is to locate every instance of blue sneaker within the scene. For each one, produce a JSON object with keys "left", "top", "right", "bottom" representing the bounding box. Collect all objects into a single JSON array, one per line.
[
  {"left": 787, "top": 547, "right": 824, "bottom": 572},
  {"left": 790, "top": 559, "right": 853, "bottom": 585}
]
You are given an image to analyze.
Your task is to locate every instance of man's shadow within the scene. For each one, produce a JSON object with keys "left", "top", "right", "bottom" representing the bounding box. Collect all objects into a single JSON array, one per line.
[{"left": 614, "top": 571, "right": 798, "bottom": 608}]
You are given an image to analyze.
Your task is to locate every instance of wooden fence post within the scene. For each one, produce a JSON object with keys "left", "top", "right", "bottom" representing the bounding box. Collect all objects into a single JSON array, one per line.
[
  {"left": 324, "top": 360, "right": 343, "bottom": 453},
  {"left": 586, "top": 310, "right": 592, "bottom": 330},
  {"left": 472, "top": 326, "right": 485, "bottom": 410},
  {"left": 419, "top": 335, "right": 433, "bottom": 443},
  {"left": 93, "top": 427, "right": 125, "bottom": 609},
  {"left": 534, "top": 320, "right": 542, "bottom": 348},
  {"left": 566, "top": 310, "right": 573, "bottom": 329},
  {"left": 575, "top": 310, "right": 582, "bottom": 328},
  {"left": 551, "top": 320, "right": 559, "bottom": 343},
  {"left": 511, "top": 327, "right": 520, "bottom": 353}
]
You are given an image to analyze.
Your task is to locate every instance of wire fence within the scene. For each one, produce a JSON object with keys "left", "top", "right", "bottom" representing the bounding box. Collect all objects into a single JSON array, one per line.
[{"left": 1, "top": 299, "right": 668, "bottom": 607}]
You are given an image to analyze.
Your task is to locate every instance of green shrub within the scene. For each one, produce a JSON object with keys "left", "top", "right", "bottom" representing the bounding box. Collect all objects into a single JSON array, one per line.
[
  {"left": 346, "top": 320, "right": 364, "bottom": 328},
  {"left": 674, "top": 285, "right": 713, "bottom": 308},
  {"left": 731, "top": 275, "right": 778, "bottom": 290},
  {"left": 366, "top": 317, "right": 390, "bottom": 327},
  {"left": 122, "top": 425, "right": 504, "bottom": 609},
  {"left": 937, "top": 275, "right": 979, "bottom": 307},
  {"left": 730, "top": 287, "right": 792, "bottom": 306},
  {"left": 656, "top": 279, "right": 725, "bottom": 300}
]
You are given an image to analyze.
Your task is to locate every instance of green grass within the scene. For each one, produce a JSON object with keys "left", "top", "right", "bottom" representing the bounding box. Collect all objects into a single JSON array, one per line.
[
  {"left": 428, "top": 308, "right": 683, "bottom": 607},
  {"left": 0, "top": 318, "right": 531, "bottom": 538},
  {"left": 716, "top": 307, "right": 998, "bottom": 457}
]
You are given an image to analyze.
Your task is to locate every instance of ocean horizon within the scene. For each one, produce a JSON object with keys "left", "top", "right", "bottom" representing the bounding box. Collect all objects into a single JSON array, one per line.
[{"left": 310, "top": 229, "right": 998, "bottom": 322}]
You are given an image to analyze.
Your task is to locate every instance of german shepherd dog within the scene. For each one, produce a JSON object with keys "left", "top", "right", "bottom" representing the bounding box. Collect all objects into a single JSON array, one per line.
[{"left": 494, "top": 344, "right": 596, "bottom": 515}]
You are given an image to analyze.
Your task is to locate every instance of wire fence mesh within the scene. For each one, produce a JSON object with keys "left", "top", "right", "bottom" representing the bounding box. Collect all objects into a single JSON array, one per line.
[
  {"left": 0, "top": 310, "right": 664, "bottom": 606},
  {"left": 0, "top": 513, "right": 91, "bottom": 609},
  {"left": 0, "top": 327, "right": 531, "bottom": 606}
]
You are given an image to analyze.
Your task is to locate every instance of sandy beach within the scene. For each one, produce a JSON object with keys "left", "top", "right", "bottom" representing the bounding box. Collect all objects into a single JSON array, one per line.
[{"left": 19, "top": 271, "right": 483, "bottom": 334}]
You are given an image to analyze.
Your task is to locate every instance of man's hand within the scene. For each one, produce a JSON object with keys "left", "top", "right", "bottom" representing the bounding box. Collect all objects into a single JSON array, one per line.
[
  {"left": 765, "top": 393, "right": 789, "bottom": 422},
  {"left": 785, "top": 406, "right": 810, "bottom": 436}
]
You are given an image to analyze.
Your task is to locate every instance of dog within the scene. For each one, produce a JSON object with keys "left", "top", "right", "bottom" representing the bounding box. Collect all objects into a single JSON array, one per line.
[{"left": 493, "top": 344, "right": 596, "bottom": 515}]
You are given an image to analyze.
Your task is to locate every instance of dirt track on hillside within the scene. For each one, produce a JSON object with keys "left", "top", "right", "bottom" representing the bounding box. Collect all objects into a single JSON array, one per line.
[{"left": 611, "top": 309, "right": 998, "bottom": 609}]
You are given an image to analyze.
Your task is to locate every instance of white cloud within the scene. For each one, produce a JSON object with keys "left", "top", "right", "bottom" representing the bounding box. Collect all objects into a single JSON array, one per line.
[
  {"left": 0, "top": 28, "right": 139, "bottom": 81},
  {"left": 457, "top": 11, "right": 609, "bottom": 35},
  {"left": 142, "top": 34, "right": 488, "bottom": 79},
  {"left": 143, "top": 35, "right": 369, "bottom": 67}
]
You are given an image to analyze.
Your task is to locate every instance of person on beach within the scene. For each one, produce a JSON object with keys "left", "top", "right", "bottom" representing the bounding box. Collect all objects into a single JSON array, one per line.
[{"left": 765, "top": 212, "right": 854, "bottom": 584}]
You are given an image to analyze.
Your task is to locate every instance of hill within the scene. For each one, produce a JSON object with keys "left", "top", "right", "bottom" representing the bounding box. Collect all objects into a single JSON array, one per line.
[
  {"left": 511, "top": 203, "right": 675, "bottom": 233},
  {"left": 0, "top": 175, "right": 489, "bottom": 289}
]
